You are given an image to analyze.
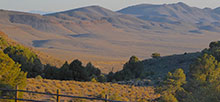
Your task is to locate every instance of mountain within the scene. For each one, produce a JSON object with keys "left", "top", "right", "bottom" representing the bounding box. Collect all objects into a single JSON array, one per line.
[
  {"left": 1, "top": 3, "right": 220, "bottom": 72},
  {"left": 45, "top": 6, "right": 158, "bottom": 32},
  {"left": 29, "top": 10, "right": 51, "bottom": 15},
  {"left": 118, "top": 2, "right": 220, "bottom": 32},
  {"left": 118, "top": 2, "right": 220, "bottom": 23}
]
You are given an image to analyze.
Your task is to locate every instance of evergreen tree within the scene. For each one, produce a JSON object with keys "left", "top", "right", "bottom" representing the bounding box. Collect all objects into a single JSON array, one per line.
[
  {"left": 184, "top": 54, "right": 220, "bottom": 102},
  {"left": 4, "top": 45, "right": 43, "bottom": 77},
  {"left": 43, "top": 64, "right": 59, "bottom": 79},
  {"left": 0, "top": 50, "right": 27, "bottom": 100},
  {"left": 0, "top": 50, "right": 27, "bottom": 88},
  {"left": 69, "top": 59, "right": 88, "bottom": 81},
  {"left": 189, "top": 54, "right": 220, "bottom": 84},
  {"left": 110, "top": 56, "right": 144, "bottom": 81},
  {"left": 107, "top": 71, "right": 114, "bottom": 82},
  {"left": 58, "top": 61, "right": 72, "bottom": 80},
  {"left": 85, "top": 62, "right": 101, "bottom": 80},
  {"left": 158, "top": 68, "right": 186, "bottom": 102}
]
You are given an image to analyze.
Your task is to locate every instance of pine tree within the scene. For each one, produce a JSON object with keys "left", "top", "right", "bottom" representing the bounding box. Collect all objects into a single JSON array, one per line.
[
  {"left": 189, "top": 54, "right": 220, "bottom": 84},
  {"left": 111, "top": 56, "right": 144, "bottom": 81},
  {"left": 0, "top": 50, "right": 27, "bottom": 100},
  {"left": 158, "top": 68, "right": 186, "bottom": 102},
  {"left": 4, "top": 45, "right": 43, "bottom": 77},
  {"left": 69, "top": 59, "right": 88, "bottom": 81},
  {"left": 0, "top": 50, "right": 27, "bottom": 88},
  {"left": 85, "top": 62, "right": 101, "bottom": 80},
  {"left": 59, "top": 61, "right": 73, "bottom": 80},
  {"left": 184, "top": 54, "right": 220, "bottom": 102}
]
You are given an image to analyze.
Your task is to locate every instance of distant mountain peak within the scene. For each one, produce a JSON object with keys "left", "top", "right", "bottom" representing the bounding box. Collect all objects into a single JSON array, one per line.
[
  {"left": 176, "top": 2, "right": 187, "bottom": 6},
  {"left": 214, "top": 7, "right": 220, "bottom": 14},
  {"left": 118, "top": 2, "right": 220, "bottom": 24},
  {"left": 166, "top": 2, "right": 190, "bottom": 9},
  {"left": 45, "top": 5, "right": 116, "bottom": 17}
]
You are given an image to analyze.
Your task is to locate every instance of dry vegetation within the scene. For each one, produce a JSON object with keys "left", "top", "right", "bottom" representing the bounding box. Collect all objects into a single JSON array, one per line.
[{"left": 23, "top": 78, "right": 160, "bottom": 102}]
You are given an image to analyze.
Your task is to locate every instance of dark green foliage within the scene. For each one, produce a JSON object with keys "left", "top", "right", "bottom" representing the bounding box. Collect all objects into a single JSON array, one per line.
[
  {"left": 152, "top": 53, "right": 161, "bottom": 58},
  {"left": 85, "top": 62, "right": 101, "bottom": 78},
  {"left": 209, "top": 41, "right": 220, "bottom": 49},
  {"left": 183, "top": 54, "right": 220, "bottom": 102},
  {"left": 159, "top": 52, "right": 220, "bottom": 102},
  {"left": 107, "top": 71, "right": 114, "bottom": 82},
  {"left": 206, "top": 41, "right": 220, "bottom": 61},
  {"left": 97, "top": 74, "right": 106, "bottom": 82},
  {"left": 108, "top": 56, "right": 144, "bottom": 81},
  {"left": 189, "top": 54, "right": 220, "bottom": 83},
  {"left": 58, "top": 61, "right": 73, "bottom": 80},
  {"left": 69, "top": 59, "right": 89, "bottom": 81},
  {"left": 43, "top": 64, "right": 59, "bottom": 79},
  {"left": 4, "top": 45, "right": 43, "bottom": 77},
  {"left": 57, "top": 60, "right": 102, "bottom": 81}
]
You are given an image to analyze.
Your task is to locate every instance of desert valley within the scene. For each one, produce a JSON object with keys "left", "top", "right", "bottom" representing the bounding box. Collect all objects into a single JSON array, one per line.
[{"left": 1, "top": 1, "right": 220, "bottom": 102}]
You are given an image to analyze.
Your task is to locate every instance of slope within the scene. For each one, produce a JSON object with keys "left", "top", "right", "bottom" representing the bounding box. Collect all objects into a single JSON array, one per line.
[
  {"left": 0, "top": 4, "right": 220, "bottom": 73},
  {"left": 0, "top": 30, "right": 64, "bottom": 67},
  {"left": 118, "top": 2, "right": 220, "bottom": 32}
]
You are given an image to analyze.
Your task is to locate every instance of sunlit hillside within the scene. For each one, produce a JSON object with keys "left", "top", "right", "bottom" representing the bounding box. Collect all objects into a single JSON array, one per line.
[{"left": 24, "top": 78, "right": 160, "bottom": 102}]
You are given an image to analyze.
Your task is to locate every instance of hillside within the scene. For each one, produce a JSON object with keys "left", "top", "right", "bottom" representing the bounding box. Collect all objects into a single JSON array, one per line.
[
  {"left": 109, "top": 52, "right": 201, "bottom": 86},
  {"left": 24, "top": 78, "right": 160, "bottom": 102},
  {"left": 142, "top": 52, "right": 201, "bottom": 81},
  {"left": 1, "top": 3, "right": 220, "bottom": 72},
  {"left": 0, "top": 30, "right": 64, "bottom": 67},
  {"left": 118, "top": 2, "right": 220, "bottom": 32}
]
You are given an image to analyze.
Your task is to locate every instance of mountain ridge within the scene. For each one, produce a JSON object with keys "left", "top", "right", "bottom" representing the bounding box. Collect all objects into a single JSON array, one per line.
[
  {"left": 118, "top": 2, "right": 220, "bottom": 24},
  {"left": 1, "top": 3, "right": 220, "bottom": 72}
]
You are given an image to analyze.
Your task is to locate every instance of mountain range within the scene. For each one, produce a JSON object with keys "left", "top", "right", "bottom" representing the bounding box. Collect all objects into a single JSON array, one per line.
[{"left": 0, "top": 2, "right": 220, "bottom": 72}]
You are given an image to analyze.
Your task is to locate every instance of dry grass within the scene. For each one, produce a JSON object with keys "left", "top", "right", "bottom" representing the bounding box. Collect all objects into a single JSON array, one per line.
[{"left": 22, "top": 78, "right": 160, "bottom": 102}]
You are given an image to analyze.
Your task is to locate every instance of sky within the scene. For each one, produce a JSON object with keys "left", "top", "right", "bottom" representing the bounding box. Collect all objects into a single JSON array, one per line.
[{"left": 1, "top": 0, "right": 220, "bottom": 13}]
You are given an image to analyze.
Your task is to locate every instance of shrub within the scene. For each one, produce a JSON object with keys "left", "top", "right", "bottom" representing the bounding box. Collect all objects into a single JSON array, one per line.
[
  {"left": 35, "top": 75, "right": 43, "bottom": 80},
  {"left": 108, "top": 56, "right": 144, "bottom": 81},
  {"left": 151, "top": 53, "right": 161, "bottom": 58},
  {"left": 91, "top": 78, "right": 97, "bottom": 82}
]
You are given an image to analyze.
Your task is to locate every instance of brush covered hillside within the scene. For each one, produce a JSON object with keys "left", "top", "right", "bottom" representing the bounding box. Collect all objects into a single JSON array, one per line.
[
  {"left": 24, "top": 78, "right": 159, "bottom": 102},
  {"left": 2, "top": 27, "right": 220, "bottom": 102},
  {"left": 0, "top": 30, "right": 160, "bottom": 102},
  {"left": 1, "top": 2, "right": 220, "bottom": 72},
  {"left": 106, "top": 40, "right": 220, "bottom": 102},
  {"left": 108, "top": 52, "right": 201, "bottom": 85}
]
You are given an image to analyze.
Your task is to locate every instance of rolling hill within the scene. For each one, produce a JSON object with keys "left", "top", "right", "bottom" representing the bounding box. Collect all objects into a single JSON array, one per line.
[
  {"left": 1, "top": 2, "right": 220, "bottom": 73},
  {"left": 0, "top": 30, "right": 64, "bottom": 67}
]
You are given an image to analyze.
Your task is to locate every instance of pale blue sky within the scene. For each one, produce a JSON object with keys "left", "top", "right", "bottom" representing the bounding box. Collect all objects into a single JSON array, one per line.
[{"left": 1, "top": 0, "right": 220, "bottom": 12}]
